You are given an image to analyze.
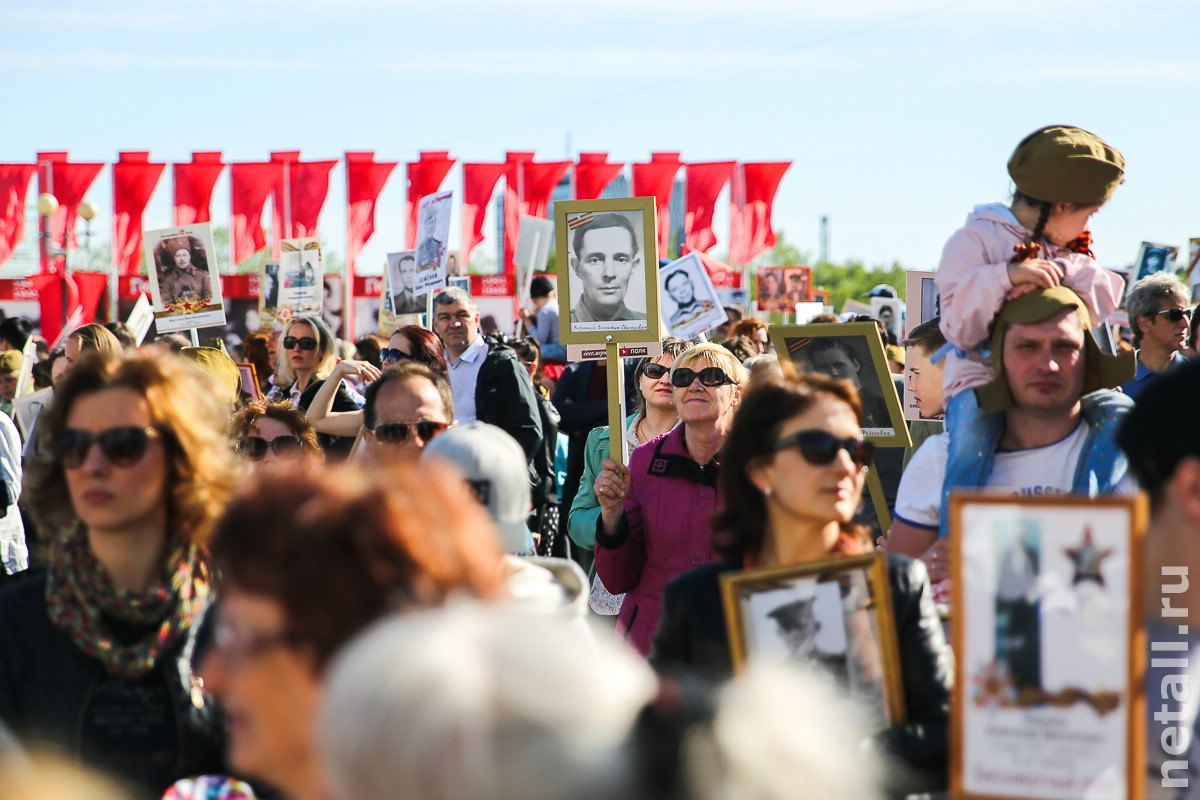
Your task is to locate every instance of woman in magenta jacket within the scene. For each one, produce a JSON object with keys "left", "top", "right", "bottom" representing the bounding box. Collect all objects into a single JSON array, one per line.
[{"left": 593, "top": 343, "right": 747, "bottom": 655}]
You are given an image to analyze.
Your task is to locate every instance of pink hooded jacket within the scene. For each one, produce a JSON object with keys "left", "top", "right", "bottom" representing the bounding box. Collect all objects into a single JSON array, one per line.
[{"left": 935, "top": 203, "right": 1125, "bottom": 398}]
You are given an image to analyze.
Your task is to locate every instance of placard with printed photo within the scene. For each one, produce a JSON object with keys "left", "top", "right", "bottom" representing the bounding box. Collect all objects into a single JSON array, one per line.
[
  {"left": 757, "top": 266, "right": 811, "bottom": 315},
  {"left": 870, "top": 297, "right": 903, "bottom": 343},
  {"left": 143, "top": 222, "right": 226, "bottom": 333},
  {"left": 279, "top": 238, "right": 323, "bottom": 319},
  {"left": 950, "top": 493, "right": 1146, "bottom": 800},
  {"left": 413, "top": 191, "right": 453, "bottom": 296},
  {"left": 1126, "top": 241, "right": 1178, "bottom": 300},
  {"left": 660, "top": 253, "right": 726, "bottom": 339},
  {"left": 555, "top": 197, "right": 659, "bottom": 345},
  {"left": 721, "top": 552, "right": 905, "bottom": 731},
  {"left": 259, "top": 261, "right": 281, "bottom": 332},
  {"left": 771, "top": 322, "right": 911, "bottom": 447},
  {"left": 904, "top": 270, "right": 939, "bottom": 338}
]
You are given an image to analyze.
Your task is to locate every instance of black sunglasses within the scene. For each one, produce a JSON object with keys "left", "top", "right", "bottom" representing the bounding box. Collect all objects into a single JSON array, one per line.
[
  {"left": 370, "top": 420, "right": 448, "bottom": 445},
  {"left": 56, "top": 426, "right": 161, "bottom": 469},
  {"left": 641, "top": 362, "right": 670, "bottom": 380},
  {"left": 283, "top": 336, "right": 318, "bottom": 351},
  {"left": 237, "top": 435, "right": 304, "bottom": 461},
  {"left": 1154, "top": 307, "right": 1193, "bottom": 323},
  {"left": 380, "top": 348, "right": 411, "bottom": 365},
  {"left": 771, "top": 430, "right": 874, "bottom": 468},
  {"left": 671, "top": 366, "right": 734, "bottom": 389}
]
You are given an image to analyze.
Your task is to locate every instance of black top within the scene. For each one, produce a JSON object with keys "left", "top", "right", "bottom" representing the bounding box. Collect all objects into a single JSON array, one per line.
[{"left": 298, "top": 378, "right": 360, "bottom": 463}]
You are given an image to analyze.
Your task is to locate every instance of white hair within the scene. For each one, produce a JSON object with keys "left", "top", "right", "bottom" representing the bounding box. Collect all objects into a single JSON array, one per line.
[
  {"left": 682, "top": 662, "right": 883, "bottom": 800},
  {"left": 319, "top": 603, "right": 657, "bottom": 800}
]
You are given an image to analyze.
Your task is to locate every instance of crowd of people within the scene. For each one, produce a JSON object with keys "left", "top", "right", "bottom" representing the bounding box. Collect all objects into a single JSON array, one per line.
[{"left": 0, "top": 124, "right": 1196, "bottom": 799}]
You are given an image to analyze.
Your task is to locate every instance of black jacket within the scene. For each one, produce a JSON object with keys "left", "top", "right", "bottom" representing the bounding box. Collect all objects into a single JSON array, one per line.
[
  {"left": 298, "top": 378, "right": 360, "bottom": 463},
  {"left": 0, "top": 572, "right": 226, "bottom": 794},
  {"left": 652, "top": 555, "right": 952, "bottom": 784},
  {"left": 474, "top": 335, "right": 544, "bottom": 483}
]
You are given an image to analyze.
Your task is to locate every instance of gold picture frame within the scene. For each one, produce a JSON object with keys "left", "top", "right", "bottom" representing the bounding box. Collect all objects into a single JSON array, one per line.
[
  {"left": 949, "top": 492, "right": 1147, "bottom": 800},
  {"left": 555, "top": 197, "right": 660, "bottom": 346},
  {"left": 770, "top": 321, "right": 912, "bottom": 447},
  {"left": 720, "top": 552, "right": 906, "bottom": 730}
]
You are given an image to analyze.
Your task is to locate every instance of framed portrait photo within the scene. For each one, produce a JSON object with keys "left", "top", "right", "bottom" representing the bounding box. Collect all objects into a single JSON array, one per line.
[
  {"left": 1126, "top": 241, "right": 1179, "bottom": 301},
  {"left": 770, "top": 322, "right": 911, "bottom": 447},
  {"left": 870, "top": 297, "right": 903, "bottom": 343},
  {"left": 950, "top": 493, "right": 1147, "bottom": 800},
  {"left": 236, "top": 362, "right": 261, "bottom": 400},
  {"left": 720, "top": 552, "right": 906, "bottom": 731},
  {"left": 904, "top": 270, "right": 939, "bottom": 338},
  {"left": 660, "top": 253, "right": 726, "bottom": 339},
  {"left": 756, "top": 266, "right": 811, "bottom": 316},
  {"left": 143, "top": 222, "right": 226, "bottom": 333},
  {"left": 555, "top": 197, "right": 659, "bottom": 345}
]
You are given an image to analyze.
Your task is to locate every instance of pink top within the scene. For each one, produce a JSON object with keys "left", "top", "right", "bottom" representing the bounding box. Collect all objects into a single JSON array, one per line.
[{"left": 935, "top": 203, "right": 1125, "bottom": 397}]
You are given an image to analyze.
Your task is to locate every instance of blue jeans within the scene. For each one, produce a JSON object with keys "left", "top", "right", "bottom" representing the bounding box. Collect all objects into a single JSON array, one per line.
[{"left": 939, "top": 390, "right": 1003, "bottom": 538}]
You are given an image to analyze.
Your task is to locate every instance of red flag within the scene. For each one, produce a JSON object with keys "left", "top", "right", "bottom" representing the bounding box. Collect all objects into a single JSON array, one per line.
[
  {"left": 36, "top": 153, "right": 104, "bottom": 273},
  {"left": 684, "top": 161, "right": 735, "bottom": 254},
  {"left": 501, "top": 152, "right": 535, "bottom": 278},
  {"left": 346, "top": 152, "right": 398, "bottom": 275},
  {"left": 502, "top": 158, "right": 571, "bottom": 275},
  {"left": 174, "top": 152, "right": 224, "bottom": 225},
  {"left": 230, "top": 162, "right": 283, "bottom": 266},
  {"left": 73, "top": 271, "right": 109, "bottom": 325},
  {"left": 729, "top": 162, "right": 791, "bottom": 264},
  {"left": 573, "top": 152, "right": 624, "bottom": 201},
  {"left": 268, "top": 152, "right": 336, "bottom": 255},
  {"left": 632, "top": 153, "right": 682, "bottom": 258},
  {"left": 406, "top": 151, "right": 455, "bottom": 249},
  {"left": 0, "top": 165, "right": 36, "bottom": 269},
  {"left": 461, "top": 162, "right": 507, "bottom": 269},
  {"left": 112, "top": 152, "right": 165, "bottom": 277}
]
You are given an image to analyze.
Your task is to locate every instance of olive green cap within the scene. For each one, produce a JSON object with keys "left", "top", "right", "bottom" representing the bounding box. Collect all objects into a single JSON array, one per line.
[
  {"left": 1007, "top": 125, "right": 1125, "bottom": 205},
  {"left": 974, "top": 285, "right": 1134, "bottom": 414},
  {"left": 180, "top": 345, "right": 241, "bottom": 406},
  {"left": 0, "top": 351, "right": 22, "bottom": 375}
]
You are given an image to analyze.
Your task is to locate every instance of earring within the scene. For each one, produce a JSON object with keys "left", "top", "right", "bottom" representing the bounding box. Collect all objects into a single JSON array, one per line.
[{"left": 761, "top": 485, "right": 773, "bottom": 497}]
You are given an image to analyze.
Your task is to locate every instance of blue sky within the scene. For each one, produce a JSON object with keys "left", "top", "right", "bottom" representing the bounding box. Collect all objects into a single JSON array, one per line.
[{"left": 5, "top": 0, "right": 1198, "bottom": 277}]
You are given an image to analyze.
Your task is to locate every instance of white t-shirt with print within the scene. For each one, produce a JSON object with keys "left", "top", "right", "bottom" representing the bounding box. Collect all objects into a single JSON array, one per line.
[{"left": 893, "top": 423, "right": 1134, "bottom": 530}]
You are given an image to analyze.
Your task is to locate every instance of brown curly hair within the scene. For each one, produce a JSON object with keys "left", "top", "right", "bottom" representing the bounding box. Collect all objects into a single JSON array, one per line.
[
  {"left": 230, "top": 399, "right": 322, "bottom": 458},
  {"left": 24, "top": 350, "right": 242, "bottom": 548}
]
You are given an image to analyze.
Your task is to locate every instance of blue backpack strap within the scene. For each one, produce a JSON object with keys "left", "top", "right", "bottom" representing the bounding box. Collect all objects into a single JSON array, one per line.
[{"left": 1072, "top": 391, "right": 1134, "bottom": 495}]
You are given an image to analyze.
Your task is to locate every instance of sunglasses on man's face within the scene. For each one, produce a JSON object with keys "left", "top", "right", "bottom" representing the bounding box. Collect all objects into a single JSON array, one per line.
[
  {"left": 380, "top": 348, "right": 411, "bottom": 365},
  {"left": 283, "top": 336, "right": 318, "bottom": 351},
  {"left": 237, "top": 435, "right": 304, "bottom": 461},
  {"left": 370, "top": 420, "right": 448, "bottom": 446},
  {"left": 56, "top": 426, "right": 161, "bottom": 470},
  {"left": 641, "top": 362, "right": 670, "bottom": 381},
  {"left": 1154, "top": 307, "right": 1193, "bottom": 323},
  {"left": 771, "top": 429, "right": 875, "bottom": 468},
  {"left": 671, "top": 366, "right": 734, "bottom": 389}
]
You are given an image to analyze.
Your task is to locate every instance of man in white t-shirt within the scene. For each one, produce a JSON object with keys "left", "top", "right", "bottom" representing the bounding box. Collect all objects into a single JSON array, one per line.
[{"left": 886, "top": 285, "right": 1135, "bottom": 577}]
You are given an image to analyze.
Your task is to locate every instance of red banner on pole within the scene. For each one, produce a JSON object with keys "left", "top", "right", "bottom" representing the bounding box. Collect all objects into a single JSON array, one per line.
[
  {"left": 112, "top": 152, "right": 165, "bottom": 277},
  {"left": 632, "top": 153, "right": 682, "bottom": 258},
  {"left": 0, "top": 165, "right": 35, "bottom": 269},
  {"left": 346, "top": 152, "right": 397, "bottom": 274},
  {"left": 230, "top": 162, "right": 283, "bottom": 266},
  {"left": 174, "top": 152, "right": 224, "bottom": 226},
  {"left": 405, "top": 151, "right": 455, "bottom": 249},
  {"left": 729, "top": 161, "right": 791, "bottom": 265},
  {"left": 502, "top": 158, "right": 570, "bottom": 275},
  {"left": 684, "top": 161, "right": 735, "bottom": 254},
  {"left": 461, "top": 162, "right": 507, "bottom": 270},
  {"left": 36, "top": 152, "right": 104, "bottom": 273},
  {"left": 573, "top": 152, "right": 624, "bottom": 201}
]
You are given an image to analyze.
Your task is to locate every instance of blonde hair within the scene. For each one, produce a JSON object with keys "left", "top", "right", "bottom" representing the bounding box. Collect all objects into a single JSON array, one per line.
[
  {"left": 672, "top": 342, "right": 750, "bottom": 386},
  {"left": 272, "top": 316, "right": 338, "bottom": 388},
  {"left": 68, "top": 323, "right": 122, "bottom": 360},
  {"left": 25, "top": 351, "right": 242, "bottom": 547}
]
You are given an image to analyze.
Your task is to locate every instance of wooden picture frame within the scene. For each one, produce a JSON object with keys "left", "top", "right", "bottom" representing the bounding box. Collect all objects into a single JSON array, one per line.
[
  {"left": 770, "top": 322, "right": 912, "bottom": 447},
  {"left": 949, "top": 493, "right": 1147, "bottom": 800},
  {"left": 555, "top": 197, "right": 659, "bottom": 346},
  {"left": 720, "top": 552, "right": 906, "bottom": 730},
  {"left": 236, "top": 362, "right": 261, "bottom": 400}
]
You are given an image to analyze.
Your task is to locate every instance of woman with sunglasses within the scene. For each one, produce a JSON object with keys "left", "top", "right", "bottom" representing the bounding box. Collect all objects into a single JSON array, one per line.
[
  {"left": 271, "top": 317, "right": 360, "bottom": 461},
  {"left": 305, "top": 325, "right": 447, "bottom": 440},
  {"left": 0, "top": 352, "right": 240, "bottom": 794},
  {"left": 593, "top": 343, "right": 747, "bottom": 656},
  {"left": 569, "top": 338, "right": 688, "bottom": 615},
  {"left": 651, "top": 369, "right": 951, "bottom": 793},
  {"left": 231, "top": 400, "right": 322, "bottom": 468}
]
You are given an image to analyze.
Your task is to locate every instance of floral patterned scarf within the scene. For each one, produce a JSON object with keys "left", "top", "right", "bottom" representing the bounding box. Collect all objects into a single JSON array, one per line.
[{"left": 45, "top": 526, "right": 212, "bottom": 679}]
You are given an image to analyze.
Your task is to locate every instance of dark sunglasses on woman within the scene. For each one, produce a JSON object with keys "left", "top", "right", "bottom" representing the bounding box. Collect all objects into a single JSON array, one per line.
[
  {"left": 380, "top": 348, "right": 411, "bottom": 365},
  {"left": 641, "top": 363, "right": 670, "bottom": 380},
  {"left": 283, "top": 336, "right": 318, "bottom": 351},
  {"left": 670, "top": 366, "right": 734, "bottom": 389},
  {"left": 237, "top": 435, "right": 304, "bottom": 461},
  {"left": 55, "top": 426, "right": 161, "bottom": 469},
  {"left": 1155, "top": 307, "right": 1193, "bottom": 323},
  {"left": 771, "top": 429, "right": 874, "bottom": 468},
  {"left": 369, "top": 420, "right": 448, "bottom": 445}
]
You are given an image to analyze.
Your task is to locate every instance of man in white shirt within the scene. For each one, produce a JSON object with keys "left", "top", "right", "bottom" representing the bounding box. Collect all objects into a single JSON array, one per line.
[{"left": 887, "top": 286, "right": 1135, "bottom": 575}]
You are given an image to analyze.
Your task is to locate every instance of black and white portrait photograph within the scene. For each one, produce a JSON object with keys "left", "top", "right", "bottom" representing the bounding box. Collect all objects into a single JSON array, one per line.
[
  {"left": 659, "top": 253, "right": 726, "bottom": 339},
  {"left": 870, "top": 297, "right": 903, "bottom": 343},
  {"left": 555, "top": 197, "right": 659, "bottom": 344},
  {"left": 279, "top": 237, "right": 324, "bottom": 318},
  {"left": 143, "top": 222, "right": 226, "bottom": 333},
  {"left": 773, "top": 322, "right": 911, "bottom": 446},
  {"left": 386, "top": 250, "right": 425, "bottom": 315},
  {"left": 414, "top": 191, "right": 453, "bottom": 296}
]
